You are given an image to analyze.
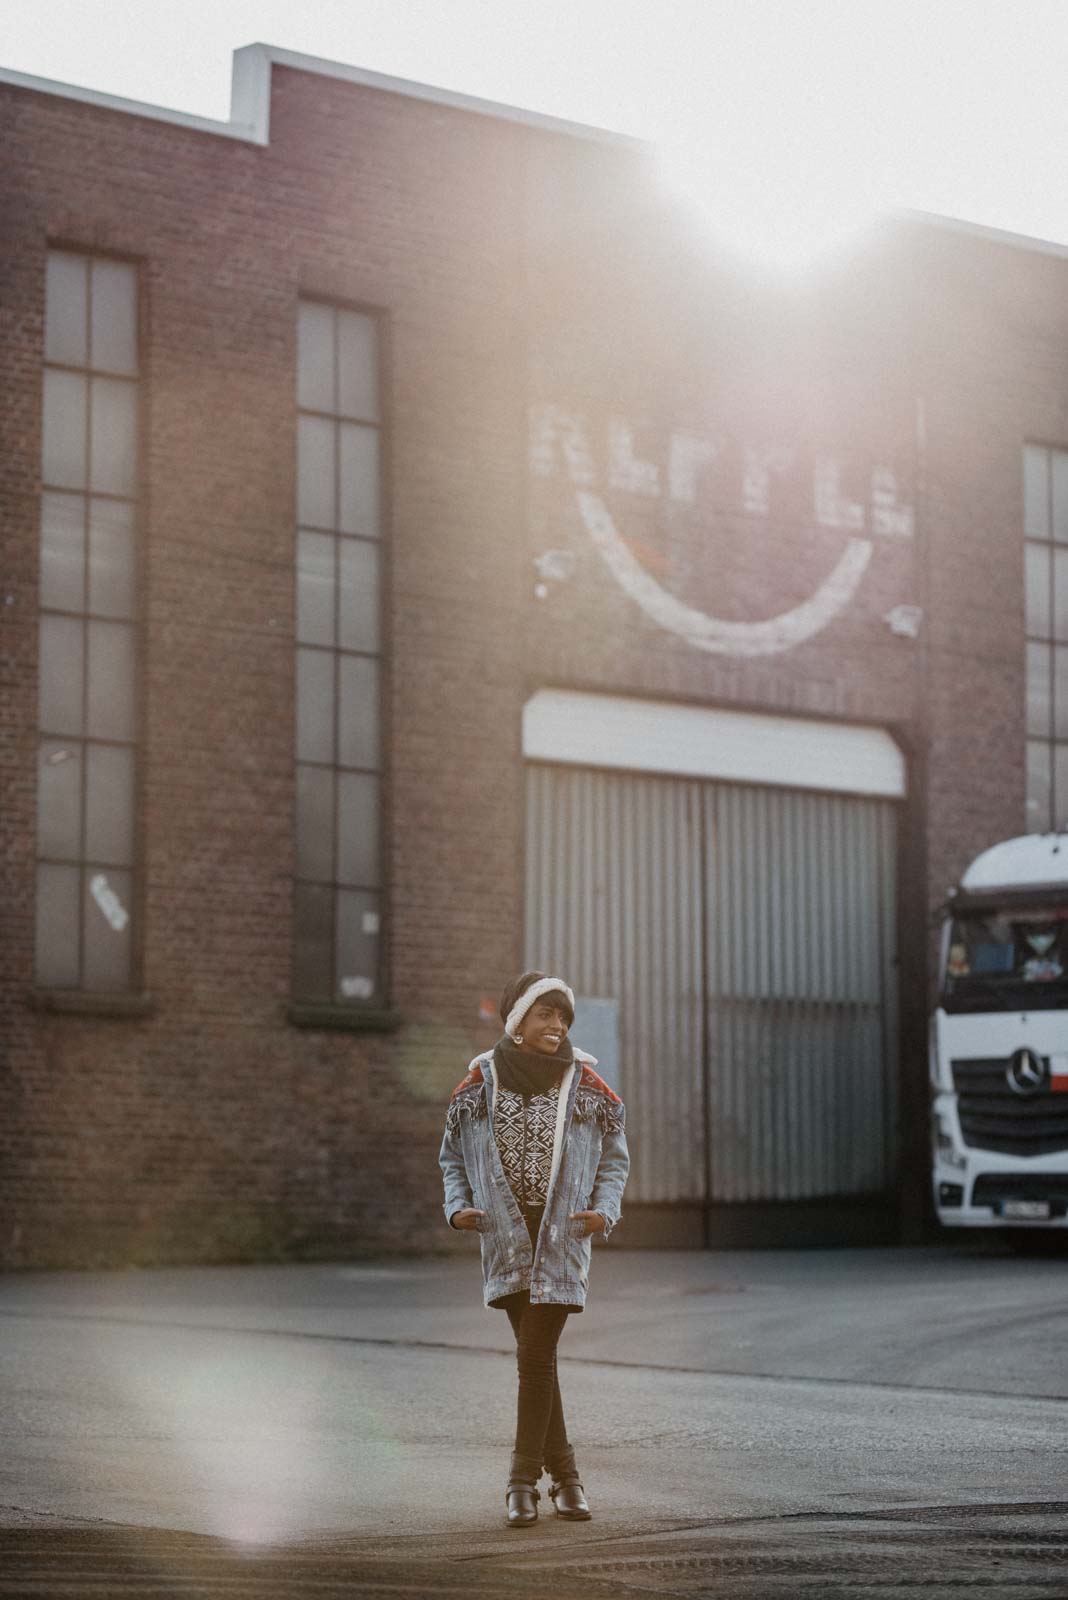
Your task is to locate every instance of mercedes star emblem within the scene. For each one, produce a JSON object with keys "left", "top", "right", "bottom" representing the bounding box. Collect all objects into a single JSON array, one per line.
[{"left": 1006, "top": 1048, "right": 1047, "bottom": 1097}]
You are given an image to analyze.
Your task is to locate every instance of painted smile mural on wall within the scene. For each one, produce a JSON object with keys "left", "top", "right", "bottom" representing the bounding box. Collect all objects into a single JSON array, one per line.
[{"left": 530, "top": 406, "right": 916, "bottom": 659}]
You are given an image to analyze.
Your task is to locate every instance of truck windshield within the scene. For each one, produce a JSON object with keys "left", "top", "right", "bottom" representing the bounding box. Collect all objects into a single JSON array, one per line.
[{"left": 943, "top": 907, "right": 1068, "bottom": 1011}]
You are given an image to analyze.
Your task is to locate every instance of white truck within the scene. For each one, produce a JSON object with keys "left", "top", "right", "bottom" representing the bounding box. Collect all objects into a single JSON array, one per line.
[{"left": 932, "top": 834, "right": 1068, "bottom": 1244}]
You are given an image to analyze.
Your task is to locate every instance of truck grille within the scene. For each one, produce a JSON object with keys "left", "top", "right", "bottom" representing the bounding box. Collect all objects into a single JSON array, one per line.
[
  {"left": 972, "top": 1173, "right": 1068, "bottom": 1209},
  {"left": 951, "top": 1058, "right": 1068, "bottom": 1156}
]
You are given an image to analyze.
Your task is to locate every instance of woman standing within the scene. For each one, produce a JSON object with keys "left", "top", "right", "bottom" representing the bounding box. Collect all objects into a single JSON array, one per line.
[{"left": 439, "top": 971, "right": 630, "bottom": 1527}]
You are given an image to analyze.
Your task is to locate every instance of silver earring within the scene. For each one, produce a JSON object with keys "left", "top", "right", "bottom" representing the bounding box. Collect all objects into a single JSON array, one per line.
[{"left": 514, "top": 1034, "right": 523, "bottom": 1044}]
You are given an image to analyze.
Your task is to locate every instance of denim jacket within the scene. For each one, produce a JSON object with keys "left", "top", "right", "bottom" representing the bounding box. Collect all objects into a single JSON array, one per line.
[{"left": 438, "top": 1048, "right": 630, "bottom": 1310}]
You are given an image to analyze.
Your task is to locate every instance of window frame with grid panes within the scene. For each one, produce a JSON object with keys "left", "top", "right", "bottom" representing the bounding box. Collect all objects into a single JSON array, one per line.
[
  {"left": 1024, "top": 443, "right": 1068, "bottom": 832},
  {"left": 294, "top": 301, "right": 386, "bottom": 1006},
  {"left": 35, "top": 249, "right": 141, "bottom": 992}
]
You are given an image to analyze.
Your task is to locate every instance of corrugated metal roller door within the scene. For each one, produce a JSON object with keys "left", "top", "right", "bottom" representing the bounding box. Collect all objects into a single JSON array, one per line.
[{"left": 526, "top": 764, "right": 898, "bottom": 1206}]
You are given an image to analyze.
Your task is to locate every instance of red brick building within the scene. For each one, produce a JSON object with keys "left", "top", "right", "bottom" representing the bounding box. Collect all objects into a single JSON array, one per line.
[{"left": 0, "top": 45, "right": 1058, "bottom": 1265}]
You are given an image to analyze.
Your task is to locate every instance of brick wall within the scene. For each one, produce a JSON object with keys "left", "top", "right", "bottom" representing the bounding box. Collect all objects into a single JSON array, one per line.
[
  {"left": 0, "top": 68, "right": 530, "bottom": 1266},
  {"left": 1, "top": 61, "right": 1062, "bottom": 1264}
]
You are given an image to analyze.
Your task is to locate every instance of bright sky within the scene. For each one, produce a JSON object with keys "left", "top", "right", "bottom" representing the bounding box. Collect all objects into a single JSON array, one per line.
[{"left": 6, "top": 0, "right": 1068, "bottom": 267}]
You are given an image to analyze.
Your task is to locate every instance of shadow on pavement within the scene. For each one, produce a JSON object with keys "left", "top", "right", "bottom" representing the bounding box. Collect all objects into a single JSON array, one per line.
[{"left": 3, "top": 1501, "right": 1067, "bottom": 1599}]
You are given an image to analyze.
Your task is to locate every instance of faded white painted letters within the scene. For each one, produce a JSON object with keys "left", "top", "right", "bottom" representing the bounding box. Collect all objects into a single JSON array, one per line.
[{"left": 529, "top": 405, "right": 915, "bottom": 657}]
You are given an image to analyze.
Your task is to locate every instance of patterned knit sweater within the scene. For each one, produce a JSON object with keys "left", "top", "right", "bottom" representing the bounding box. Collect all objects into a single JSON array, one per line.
[{"left": 493, "top": 1080, "right": 560, "bottom": 1208}]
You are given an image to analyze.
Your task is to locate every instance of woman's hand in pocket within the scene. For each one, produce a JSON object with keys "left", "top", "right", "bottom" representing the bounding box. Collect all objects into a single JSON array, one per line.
[
  {"left": 569, "top": 1210, "right": 605, "bottom": 1237},
  {"left": 451, "top": 1207, "right": 486, "bottom": 1230}
]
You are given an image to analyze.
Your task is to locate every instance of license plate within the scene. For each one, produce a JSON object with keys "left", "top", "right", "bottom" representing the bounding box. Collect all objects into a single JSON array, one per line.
[{"left": 1001, "top": 1200, "right": 1052, "bottom": 1220}]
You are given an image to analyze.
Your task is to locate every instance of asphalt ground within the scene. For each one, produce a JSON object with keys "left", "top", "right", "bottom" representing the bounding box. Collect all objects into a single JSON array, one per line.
[{"left": 2, "top": 1242, "right": 1067, "bottom": 1598}]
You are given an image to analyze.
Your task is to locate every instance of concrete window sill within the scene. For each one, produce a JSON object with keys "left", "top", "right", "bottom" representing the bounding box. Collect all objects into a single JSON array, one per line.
[
  {"left": 29, "top": 989, "right": 156, "bottom": 1019},
  {"left": 287, "top": 1002, "right": 404, "bottom": 1033}
]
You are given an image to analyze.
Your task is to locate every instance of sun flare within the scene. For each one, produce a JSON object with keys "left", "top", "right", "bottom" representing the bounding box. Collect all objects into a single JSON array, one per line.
[{"left": 653, "top": 134, "right": 880, "bottom": 272}]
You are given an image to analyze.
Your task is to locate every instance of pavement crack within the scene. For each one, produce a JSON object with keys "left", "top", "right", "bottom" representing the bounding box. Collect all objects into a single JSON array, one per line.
[{"left": 0, "top": 1504, "right": 132, "bottom": 1529}]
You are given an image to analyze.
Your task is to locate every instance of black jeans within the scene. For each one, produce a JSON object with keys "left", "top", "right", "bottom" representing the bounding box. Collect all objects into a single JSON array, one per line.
[{"left": 500, "top": 1205, "right": 576, "bottom": 1487}]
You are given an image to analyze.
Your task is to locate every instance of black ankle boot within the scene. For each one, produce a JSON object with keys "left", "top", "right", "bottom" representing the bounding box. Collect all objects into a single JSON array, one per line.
[
  {"left": 549, "top": 1479, "right": 591, "bottom": 1519},
  {"left": 505, "top": 1483, "right": 540, "bottom": 1527}
]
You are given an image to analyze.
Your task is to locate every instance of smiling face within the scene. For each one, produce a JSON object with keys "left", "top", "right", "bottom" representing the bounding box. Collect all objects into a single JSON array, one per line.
[{"left": 518, "top": 996, "right": 572, "bottom": 1056}]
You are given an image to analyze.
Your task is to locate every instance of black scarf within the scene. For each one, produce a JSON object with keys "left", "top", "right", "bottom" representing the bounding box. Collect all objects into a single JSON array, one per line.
[{"left": 493, "top": 1034, "right": 573, "bottom": 1099}]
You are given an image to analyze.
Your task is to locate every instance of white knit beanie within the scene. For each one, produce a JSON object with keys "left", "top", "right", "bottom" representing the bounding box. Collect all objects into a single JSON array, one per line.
[{"left": 505, "top": 975, "right": 576, "bottom": 1042}]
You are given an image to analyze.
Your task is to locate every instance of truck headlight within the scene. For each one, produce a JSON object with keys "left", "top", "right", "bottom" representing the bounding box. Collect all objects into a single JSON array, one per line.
[{"left": 934, "top": 1116, "right": 967, "bottom": 1171}]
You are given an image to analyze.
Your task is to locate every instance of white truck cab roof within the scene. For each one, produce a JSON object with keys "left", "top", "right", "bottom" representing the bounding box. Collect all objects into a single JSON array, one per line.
[{"left": 959, "top": 833, "right": 1068, "bottom": 894}]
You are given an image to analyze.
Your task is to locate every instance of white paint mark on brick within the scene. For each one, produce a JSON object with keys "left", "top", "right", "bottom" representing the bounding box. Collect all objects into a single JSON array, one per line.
[
  {"left": 871, "top": 468, "right": 915, "bottom": 538},
  {"left": 669, "top": 432, "right": 719, "bottom": 503},
  {"left": 885, "top": 604, "right": 924, "bottom": 637},
  {"left": 528, "top": 406, "right": 915, "bottom": 656},
  {"left": 576, "top": 488, "right": 872, "bottom": 657},
  {"left": 528, "top": 404, "right": 595, "bottom": 486},
  {"left": 607, "top": 417, "right": 660, "bottom": 497},
  {"left": 814, "top": 458, "right": 865, "bottom": 530},
  {"left": 533, "top": 549, "right": 576, "bottom": 581}
]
